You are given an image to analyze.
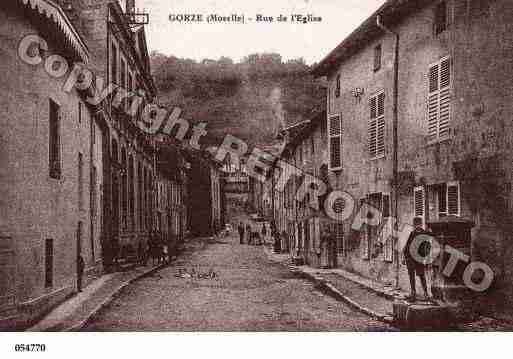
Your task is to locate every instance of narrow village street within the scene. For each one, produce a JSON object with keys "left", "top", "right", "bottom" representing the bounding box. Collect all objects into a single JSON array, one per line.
[
  {"left": 82, "top": 226, "right": 395, "bottom": 331},
  {"left": 4, "top": 0, "right": 513, "bottom": 342}
]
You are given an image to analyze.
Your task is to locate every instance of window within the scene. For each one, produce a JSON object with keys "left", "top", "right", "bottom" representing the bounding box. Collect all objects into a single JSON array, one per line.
[
  {"left": 111, "top": 43, "right": 118, "bottom": 84},
  {"left": 138, "top": 164, "right": 143, "bottom": 228},
  {"left": 435, "top": 1, "right": 448, "bottom": 35},
  {"left": 438, "top": 181, "right": 460, "bottom": 217},
  {"left": 121, "top": 148, "right": 127, "bottom": 227},
  {"left": 327, "top": 82, "right": 332, "bottom": 113},
  {"left": 414, "top": 186, "right": 426, "bottom": 227},
  {"left": 91, "top": 166, "right": 97, "bottom": 219},
  {"left": 78, "top": 153, "right": 83, "bottom": 211},
  {"left": 49, "top": 99, "right": 61, "bottom": 179},
  {"left": 91, "top": 121, "right": 96, "bottom": 145},
  {"left": 369, "top": 92, "right": 385, "bottom": 158},
  {"left": 120, "top": 57, "right": 126, "bottom": 90},
  {"left": 129, "top": 157, "right": 135, "bottom": 227},
  {"left": 303, "top": 141, "right": 308, "bottom": 165},
  {"left": 328, "top": 115, "right": 342, "bottom": 170},
  {"left": 45, "top": 238, "right": 53, "bottom": 288},
  {"left": 78, "top": 101, "right": 82, "bottom": 124},
  {"left": 335, "top": 74, "right": 341, "bottom": 98},
  {"left": 128, "top": 73, "right": 133, "bottom": 93},
  {"left": 382, "top": 193, "right": 391, "bottom": 218},
  {"left": 447, "top": 181, "right": 460, "bottom": 216},
  {"left": 374, "top": 44, "right": 382, "bottom": 72},
  {"left": 428, "top": 56, "right": 451, "bottom": 142}
]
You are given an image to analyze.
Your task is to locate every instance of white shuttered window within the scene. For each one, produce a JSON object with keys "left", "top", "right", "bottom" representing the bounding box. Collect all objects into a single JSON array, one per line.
[
  {"left": 369, "top": 92, "right": 385, "bottom": 158},
  {"left": 328, "top": 114, "right": 342, "bottom": 170},
  {"left": 447, "top": 181, "right": 460, "bottom": 216},
  {"left": 438, "top": 181, "right": 460, "bottom": 217},
  {"left": 428, "top": 56, "right": 451, "bottom": 142}
]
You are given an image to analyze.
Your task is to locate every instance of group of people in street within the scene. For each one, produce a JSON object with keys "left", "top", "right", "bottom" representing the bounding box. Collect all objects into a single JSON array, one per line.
[
  {"left": 235, "top": 215, "right": 432, "bottom": 303},
  {"left": 140, "top": 230, "right": 169, "bottom": 266},
  {"left": 237, "top": 221, "right": 270, "bottom": 246}
]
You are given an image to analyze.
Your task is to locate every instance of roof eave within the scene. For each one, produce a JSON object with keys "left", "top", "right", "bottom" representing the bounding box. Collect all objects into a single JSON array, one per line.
[{"left": 312, "top": 0, "right": 432, "bottom": 77}]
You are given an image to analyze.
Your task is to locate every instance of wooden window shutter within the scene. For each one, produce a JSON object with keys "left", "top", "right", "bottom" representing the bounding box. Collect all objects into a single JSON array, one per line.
[
  {"left": 428, "top": 63, "right": 440, "bottom": 141},
  {"left": 369, "top": 92, "right": 385, "bottom": 158},
  {"left": 439, "top": 57, "right": 451, "bottom": 138},
  {"left": 374, "top": 44, "right": 382, "bottom": 72},
  {"left": 382, "top": 193, "right": 391, "bottom": 218},
  {"left": 428, "top": 57, "right": 451, "bottom": 142},
  {"left": 438, "top": 183, "right": 447, "bottom": 217},
  {"left": 414, "top": 186, "right": 426, "bottom": 226},
  {"left": 447, "top": 181, "right": 460, "bottom": 216},
  {"left": 369, "top": 96, "right": 377, "bottom": 157},
  {"left": 49, "top": 99, "right": 61, "bottom": 179},
  {"left": 45, "top": 238, "right": 54, "bottom": 288},
  {"left": 111, "top": 43, "right": 117, "bottom": 84},
  {"left": 328, "top": 115, "right": 342, "bottom": 170},
  {"left": 335, "top": 74, "right": 341, "bottom": 98},
  {"left": 377, "top": 92, "right": 385, "bottom": 156}
]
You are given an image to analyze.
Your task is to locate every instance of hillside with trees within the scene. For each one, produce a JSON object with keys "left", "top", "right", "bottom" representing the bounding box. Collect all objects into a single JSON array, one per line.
[{"left": 150, "top": 52, "right": 325, "bottom": 149}]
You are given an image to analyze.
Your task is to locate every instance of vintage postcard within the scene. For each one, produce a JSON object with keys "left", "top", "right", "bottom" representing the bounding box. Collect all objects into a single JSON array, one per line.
[{"left": 1, "top": 0, "right": 512, "bottom": 357}]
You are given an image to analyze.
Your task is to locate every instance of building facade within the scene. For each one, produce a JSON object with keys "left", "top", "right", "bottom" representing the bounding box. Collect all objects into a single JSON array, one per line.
[
  {"left": 188, "top": 152, "right": 225, "bottom": 237},
  {"left": 270, "top": 112, "right": 342, "bottom": 267},
  {"left": 312, "top": 0, "right": 513, "bottom": 306},
  {"left": 156, "top": 144, "right": 189, "bottom": 256},
  {"left": 222, "top": 161, "right": 249, "bottom": 220},
  {"left": 0, "top": 0, "right": 103, "bottom": 329},
  {"left": 0, "top": 0, "right": 164, "bottom": 329},
  {"left": 71, "top": 0, "right": 158, "bottom": 267}
]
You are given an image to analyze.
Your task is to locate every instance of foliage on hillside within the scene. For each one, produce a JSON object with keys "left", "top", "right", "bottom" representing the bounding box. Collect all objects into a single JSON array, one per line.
[{"left": 151, "top": 52, "right": 325, "bottom": 148}]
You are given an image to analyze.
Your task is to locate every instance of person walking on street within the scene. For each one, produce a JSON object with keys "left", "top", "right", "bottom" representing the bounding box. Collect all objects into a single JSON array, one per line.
[{"left": 238, "top": 222, "right": 245, "bottom": 244}]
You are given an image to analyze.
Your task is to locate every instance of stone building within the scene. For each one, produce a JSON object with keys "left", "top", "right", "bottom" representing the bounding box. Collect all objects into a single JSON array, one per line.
[
  {"left": 248, "top": 176, "right": 264, "bottom": 215},
  {"left": 156, "top": 144, "right": 189, "bottom": 256},
  {"left": 69, "top": 0, "right": 159, "bottom": 267},
  {"left": 312, "top": 0, "right": 513, "bottom": 307},
  {"left": 0, "top": 0, "right": 162, "bottom": 329},
  {"left": 187, "top": 152, "right": 225, "bottom": 237},
  {"left": 270, "top": 112, "right": 341, "bottom": 266},
  {"left": 222, "top": 161, "right": 249, "bottom": 220},
  {"left": 0, "top": 0, "right": 101, "bottom": 328}
]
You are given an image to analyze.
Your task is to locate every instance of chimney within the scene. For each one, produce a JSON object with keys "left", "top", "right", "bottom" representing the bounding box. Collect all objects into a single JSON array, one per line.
[{"left": 126, "top": 0, "right": 135, "bottom": 13}]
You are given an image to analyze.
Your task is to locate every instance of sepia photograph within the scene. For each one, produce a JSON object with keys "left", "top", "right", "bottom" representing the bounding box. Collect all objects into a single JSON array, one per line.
[{"left": 1, "top": 0, "right": 513, "bottom": 356}]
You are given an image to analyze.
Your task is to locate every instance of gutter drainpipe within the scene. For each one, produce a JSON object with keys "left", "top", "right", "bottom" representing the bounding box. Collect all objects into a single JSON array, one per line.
[{"left": 377, "top": 14, "right": 400, "bottom": 288}]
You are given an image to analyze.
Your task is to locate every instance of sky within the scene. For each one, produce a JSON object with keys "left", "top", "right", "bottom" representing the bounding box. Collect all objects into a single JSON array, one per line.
[{"left": 132, "top": 0, "right": 386, "bottom": 64}]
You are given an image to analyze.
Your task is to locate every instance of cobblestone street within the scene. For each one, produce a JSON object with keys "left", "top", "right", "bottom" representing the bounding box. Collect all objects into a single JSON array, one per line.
[{"left": 82, "top": 233, "right": 396, "bottom": 331}]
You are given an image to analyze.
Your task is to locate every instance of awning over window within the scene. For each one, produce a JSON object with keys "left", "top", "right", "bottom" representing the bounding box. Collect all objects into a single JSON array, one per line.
[{"left": 20, "top": 0, "right": 89, "bottom": 63}]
